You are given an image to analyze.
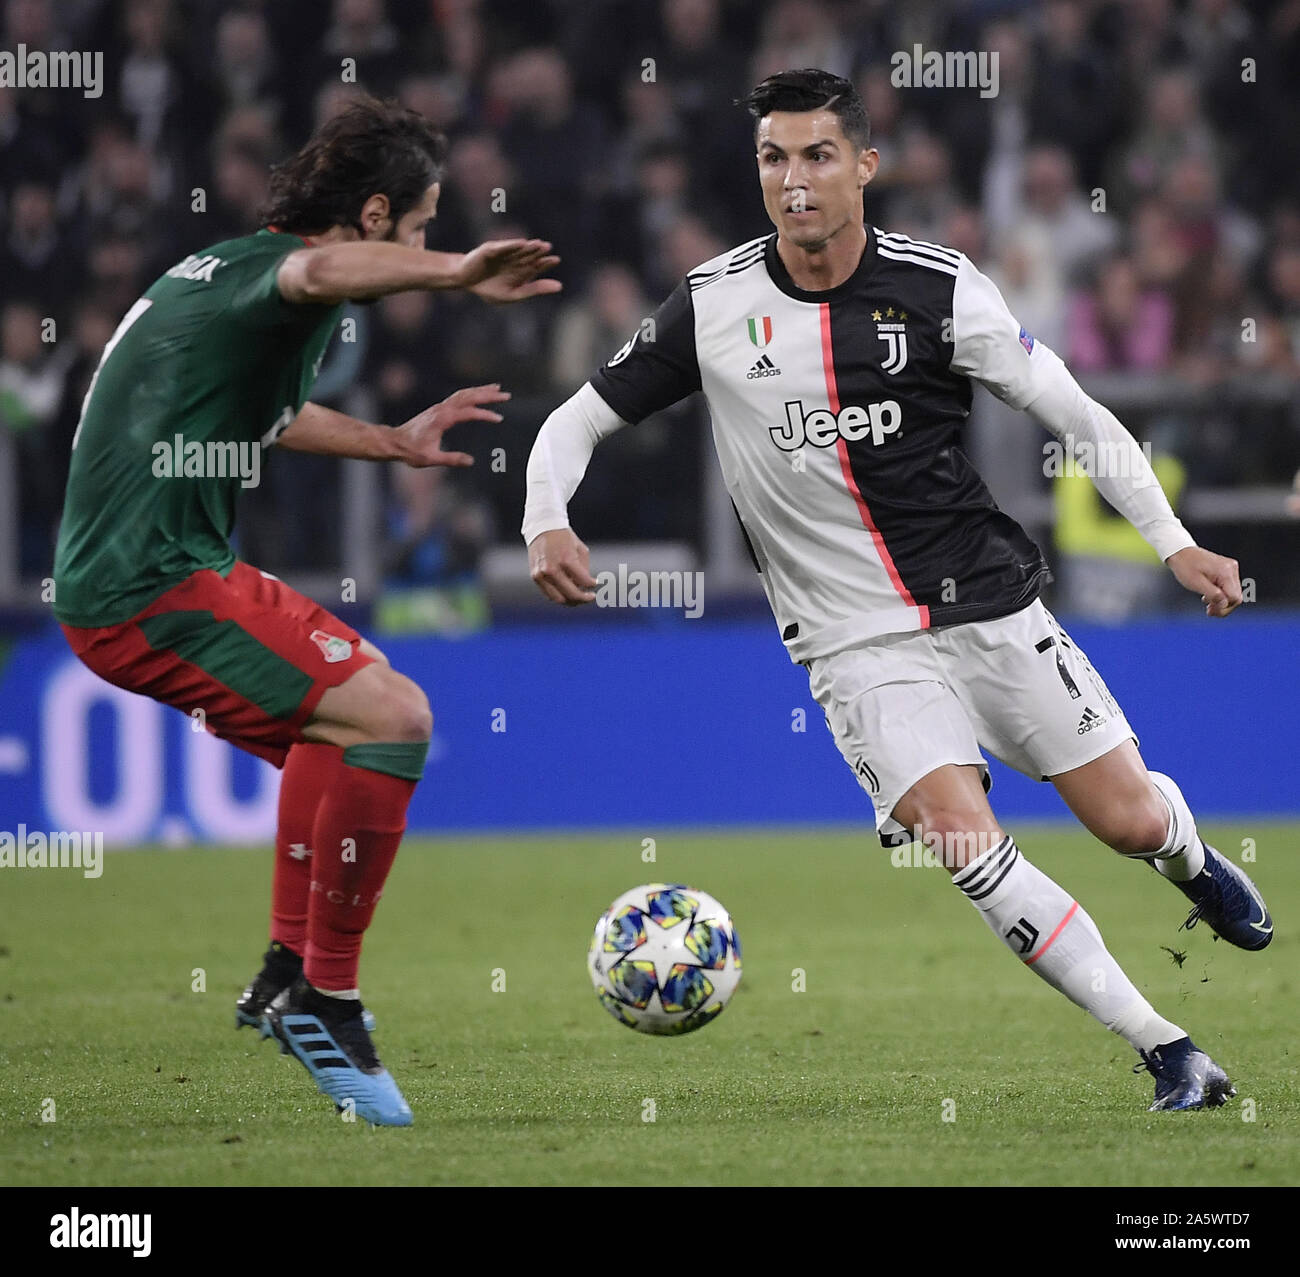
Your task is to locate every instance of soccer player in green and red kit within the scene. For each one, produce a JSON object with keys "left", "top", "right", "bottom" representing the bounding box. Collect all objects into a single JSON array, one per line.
[{"left": 52, "top": 96, "right": 560, "bottom": 1126}]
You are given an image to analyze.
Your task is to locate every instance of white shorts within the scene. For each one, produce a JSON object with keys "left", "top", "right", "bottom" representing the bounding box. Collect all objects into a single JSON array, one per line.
[{"left": 806, "top": 598, "right": 1137, "bottom": 845}]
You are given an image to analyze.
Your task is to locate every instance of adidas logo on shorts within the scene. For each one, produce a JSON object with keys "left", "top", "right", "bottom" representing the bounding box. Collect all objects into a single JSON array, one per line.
[
  {"left": 1077, "top": 706, "right": 1107, "bottom": 735},
  {"left": 747, "top": 354, "right": 781, "bottom": 379}
]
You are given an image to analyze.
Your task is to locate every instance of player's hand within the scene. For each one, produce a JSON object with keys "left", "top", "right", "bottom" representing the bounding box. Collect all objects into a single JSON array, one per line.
[
  {"left": 1166, "top": 545, "right": 1243, "bottom": 618},
  {"left": 529, "top": 528, "right": 598, "bottom": 606},
  {"left": 393, "top": 384, "right": 509, "bottom": 468},
  {"left": 453, "top": 238, "right": 562, "bottom": 303}
]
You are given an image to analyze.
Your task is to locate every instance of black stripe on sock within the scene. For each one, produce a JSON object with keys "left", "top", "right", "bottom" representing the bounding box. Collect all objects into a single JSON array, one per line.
[
  {"left": 953, "top": 835, "right": 1014, "bottom": 894},
  {"left": 964, "top": 846, "right": 1020, "bottom": 902}
]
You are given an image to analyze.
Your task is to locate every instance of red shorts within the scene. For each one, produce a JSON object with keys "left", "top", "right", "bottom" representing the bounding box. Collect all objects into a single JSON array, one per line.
[{"left": 60, "top": 561, "right": 377, "bottom": 768}]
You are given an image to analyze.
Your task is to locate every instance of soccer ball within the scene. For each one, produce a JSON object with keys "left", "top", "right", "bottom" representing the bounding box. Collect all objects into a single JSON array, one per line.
[{"left": 587, "top": 883, "right": 742, "bottom": 1035}]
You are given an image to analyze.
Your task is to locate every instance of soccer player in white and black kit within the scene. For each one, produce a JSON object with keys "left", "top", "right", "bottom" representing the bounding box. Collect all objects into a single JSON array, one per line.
[{"left": 523, "top": 70, "right": 1272, "bottom": 1110}]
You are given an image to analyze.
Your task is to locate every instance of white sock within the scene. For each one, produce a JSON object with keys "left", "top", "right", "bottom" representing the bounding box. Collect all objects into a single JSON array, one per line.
[
  {"left": 314, "top": 986, "right": 360, "bottom": 1001},
  {"left": 953, "top": 836, "right": 1185, "bottom": 1053},
  {"left": 1147, "top": 771, "right": 1207, "bottom": 882}
]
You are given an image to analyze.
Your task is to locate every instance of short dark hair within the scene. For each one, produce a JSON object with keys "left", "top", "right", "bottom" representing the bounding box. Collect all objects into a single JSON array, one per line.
[
  {"left": 259, "top": 94, "right": 448, "bottom": 235},
  {"left": 736, "top": 69, "right": 871, "bottom": 152}
]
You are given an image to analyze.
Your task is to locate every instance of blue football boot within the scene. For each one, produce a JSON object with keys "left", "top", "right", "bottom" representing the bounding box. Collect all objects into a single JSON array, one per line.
[
  {"left": 1135, "top": 1037, "right": 1235, "bottom": 1112},
  {"left": 1171, "top": 843, "right": 1273, "bottom": 950},
  {"left": 263, "top": 977, "right": 411, "bottom": 1127}
]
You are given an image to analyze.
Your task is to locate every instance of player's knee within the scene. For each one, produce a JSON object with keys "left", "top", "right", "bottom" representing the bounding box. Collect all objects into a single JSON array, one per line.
[
  {"left": 369, "top": 671, "right": 432, "bottom": 743},
  {"left": 393, "top": 683, "right": 433, "bottom": 743},
  {"left": 909, "top": 804, "right": 998, "bottom": 842},
  {"left": 1104, "top": 795, "right": 1170, "bottom": 857}
]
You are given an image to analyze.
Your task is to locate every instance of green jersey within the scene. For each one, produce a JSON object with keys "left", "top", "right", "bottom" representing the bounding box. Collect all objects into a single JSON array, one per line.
[{"left": 53, "top": 229, "right": 342, "bottom": 626}]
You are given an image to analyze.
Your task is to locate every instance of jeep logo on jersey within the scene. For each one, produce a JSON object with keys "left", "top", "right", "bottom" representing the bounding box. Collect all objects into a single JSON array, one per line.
[{"left": 771, "top": 400, "right": 902, "bottom": 451}]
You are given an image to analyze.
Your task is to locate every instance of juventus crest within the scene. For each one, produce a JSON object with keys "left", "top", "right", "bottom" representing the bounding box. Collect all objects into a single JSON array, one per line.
[{"left": 873, "top": 307, "right": 909, "bottom": 375}]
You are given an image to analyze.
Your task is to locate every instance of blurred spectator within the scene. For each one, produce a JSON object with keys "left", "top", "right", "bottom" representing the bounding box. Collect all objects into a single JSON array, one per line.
[
  {"left": 375, "top": 465, "right": 494, "bottom": 635},
  {"left": 1113, "top": 68, "right": 1218, "bottom": 210},
  {"left": 432, "top": 132, "right": 523, "bottom": 252},
  {"left": 551, "top": 263, "right": 652, "bottom": 392},
  {"left": 116, "top": 0, "right": 183, "bottom": 152},
  {"left": 0, "top": 85, "right": 63, "bottom": 224},
  {"left": 1265, "top": 242, "right": 1300, "bottom": 372},
  {"left": 661, "top": 0, "right": 746, "bottom": 126},
  {"left": 0, "top": 301, "right": 63, "bottom": 437},
  {"left": 856, "top": 65, "right": 905, "bottom": 219},
  {"left": 301, "top": 0, "right": 404, "bottom": 132},
  {"left": 397, "top": 75, "right": 462, "bottom": 136},
  {"left": 0, "top": 299, "right": 71, "bottom": 574},
  {"left": 212, "top": 7, "right": 280, "bottom": 116},
  {"left": 751, "top": 0, "right": 851, "bottom": 84},
  {"left": 1024, "top": 0, "right": 1120, "bottom": 193},
  {"left": 613, "top": 141, "right": 723, "bottom": 291},
  {"left": 1067, "top": 256, "right": 1174, "bottom": 373},
  {"left": 1, "top": 179, "right": 82, "bottom": 316},
  {"left": 975, "top": 18, "right": 1035, "bottom": 226},
  {"left": 207, "top": 140, "right": 272, "bottom": 240},
  {"left": 383, "top": 464, "right": 493, "bottom": 587},
  {"left": 661, "top": 214, "right": 725, "bottom": 285},
  {"left": 85, "top": 233, "right": 149, "bottom": 320},
  {"left": 605, "top": 73, "right": 685, "bottom": 200},
  {"left": 994, "top": 145, "right": 1118, "bottom": 292},
  {"left": 45, "top": 299, "right": 117, "bottom": 538},
  {"left": 659, "top": 0, "right": 753, "bottom": 226},
  {"left": 439, "top": 219, "right": 557, "bottom": 393},
  {"left": 495, "top": 48, "right": 608, "bottom": 281},
  {"left": 365, "top": 291, "right": 456, "bottom": 426},
  {"left": 887, "top": 130, "right": 960, "bottom": 247}
]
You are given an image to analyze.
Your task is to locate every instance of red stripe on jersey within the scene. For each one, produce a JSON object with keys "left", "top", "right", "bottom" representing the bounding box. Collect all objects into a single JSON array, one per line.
[{"left": 818, "top": 302, "right": 929, "bottom": 624}]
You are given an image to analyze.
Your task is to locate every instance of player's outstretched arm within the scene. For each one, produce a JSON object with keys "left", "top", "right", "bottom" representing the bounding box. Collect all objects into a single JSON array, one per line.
[
  {"left": 949, "top": 254, "right": 1242, "bottom": 618},
  {"left": 276, "top": 387, "right": 510, "bottom": 467},
  {"left": 523, "top": 278, "right": 701, "bottom": 607},
  {"left": 277, "top": 238, "right": 561, "bottom": 305}
]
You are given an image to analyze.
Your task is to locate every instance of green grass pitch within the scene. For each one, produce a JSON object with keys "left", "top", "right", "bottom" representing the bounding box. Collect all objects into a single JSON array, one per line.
[{"left": 1, "top": 823, "right": 1296, "bottom": 1186}]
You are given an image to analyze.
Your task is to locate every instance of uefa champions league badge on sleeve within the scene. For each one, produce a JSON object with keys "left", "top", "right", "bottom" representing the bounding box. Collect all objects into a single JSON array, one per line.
[{"left": 1019, "top": 326, "right": 1035, "bottom": 354}]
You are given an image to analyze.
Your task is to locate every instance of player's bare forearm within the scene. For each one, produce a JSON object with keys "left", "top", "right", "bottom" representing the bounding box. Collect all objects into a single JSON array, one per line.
[
  {"left": 277, "top": 238, "right": 561, "bottom": 306},
  {"left": 277, "top": 243, "right": 470, "bottom": 304},
  {"left": 276, "top": 402, "right": 406, "bottom": 460},
  {"left": 1165, "top": 545, "right": 1244, "bottom": 618},
  {"left": 278, "top": 386, "right": 512, "bottom": 469}
]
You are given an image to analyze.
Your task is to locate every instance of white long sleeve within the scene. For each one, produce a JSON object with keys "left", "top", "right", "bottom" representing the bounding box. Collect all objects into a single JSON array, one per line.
[
  {"left": 521, "top": 381, "right": 627, "bottom": 544},
  {"left": 1020, "top": 342, "right": 1195, "bottom": 562},
  {"left": 949, "top": 253, "right": 1194, "bottom": 563}
]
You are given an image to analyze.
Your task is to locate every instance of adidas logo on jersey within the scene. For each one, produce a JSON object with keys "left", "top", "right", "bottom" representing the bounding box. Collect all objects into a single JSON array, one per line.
[
  {"left": 770, "top": 399, "right": 903, "bottom": 451},
  {"left": 747, "top": 354, "right": 781, "bottom": 379},
  {"left": 1077, "top": 707, "right": 1107, "bottom": 735}
]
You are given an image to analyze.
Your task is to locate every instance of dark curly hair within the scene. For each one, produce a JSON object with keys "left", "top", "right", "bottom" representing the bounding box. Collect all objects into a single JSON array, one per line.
[{"left": 259, "top": 95, "right": 449, "bottom": 235}]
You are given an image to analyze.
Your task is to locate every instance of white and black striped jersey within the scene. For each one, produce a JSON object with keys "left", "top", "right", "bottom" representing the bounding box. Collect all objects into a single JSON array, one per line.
[{"left": 587, "top": 227, "right": 1061, "bottom": 662}]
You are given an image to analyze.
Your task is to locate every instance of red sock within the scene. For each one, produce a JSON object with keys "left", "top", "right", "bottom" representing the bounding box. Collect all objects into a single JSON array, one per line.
[
  {"left": 271, "top": 743, "right": 342, "bottom": 954},
  {"left": 304, "top": 763, "right": 416, "bottom": 991}
]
